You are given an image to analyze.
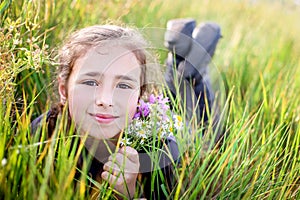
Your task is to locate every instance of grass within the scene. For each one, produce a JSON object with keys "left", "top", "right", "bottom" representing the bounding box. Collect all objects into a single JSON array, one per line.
[{"left": 1, "top": 0, "right": 300, "bottom": 199}]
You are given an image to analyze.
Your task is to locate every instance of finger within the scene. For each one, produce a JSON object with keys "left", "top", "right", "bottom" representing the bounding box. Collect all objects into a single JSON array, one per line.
[
  {"left": 108, "top": 150, "right": 137, "bottom": 166},
  {"left": 107, "top": 148, "right": 140, "bottom": 174},
  {"left": 102, "top": 165, "right": 135, "bottom": 183},
  {"left": 107, "top": 155, "right": 138, "bottom": 174},
  {"left": 119, "top": 146, "right": 139, "bottom": 163},
  {"left": 108, "top": 152, "right": 125, "bottom": 165},
  {"left": 103, "top": 161, "right": 121, "bottom": 176},
  {"left": 101, "top": 171, "right": 122, "bottom": 187}
]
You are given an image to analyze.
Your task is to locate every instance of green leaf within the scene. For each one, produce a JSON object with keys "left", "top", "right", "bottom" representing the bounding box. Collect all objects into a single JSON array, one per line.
[{"left": 0, "top": 0, "right": 12, "bottom": 15}]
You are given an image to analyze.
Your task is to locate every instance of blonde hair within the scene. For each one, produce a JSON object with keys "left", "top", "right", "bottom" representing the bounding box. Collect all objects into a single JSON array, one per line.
[{"left": 58, "top": 25, "right": 149, "bottom": 96}]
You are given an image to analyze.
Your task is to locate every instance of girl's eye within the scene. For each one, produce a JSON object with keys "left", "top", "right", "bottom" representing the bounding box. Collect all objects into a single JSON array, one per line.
[
  {"left": 117, "top": 83, "right": 132, "bottom": 89},
  {"left": 82, "top": 80, "right": 98, "bottom": 86}
]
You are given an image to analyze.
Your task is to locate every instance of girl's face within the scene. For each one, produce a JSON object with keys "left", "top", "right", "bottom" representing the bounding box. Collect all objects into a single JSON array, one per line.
[{"left": 60, "top": 46, "right": 141, "bottom": 140}]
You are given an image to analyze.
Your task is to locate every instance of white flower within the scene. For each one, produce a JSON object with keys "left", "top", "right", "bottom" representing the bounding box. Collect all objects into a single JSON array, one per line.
[
  {"left": 173, "top": 115, "right": 183, "bottom": 130},
  {"left": 136, "top": 129, "right": 148, "bottom": 139},
  {"left": 140, "top": 138, "right": 145, "bottom": 145},
  {"left": 160, "top": 130, "right": 168, "bottom": 138},
  {"left": 120, "top": 137, "right": 132, "bottom": 147},
  {"left": 1, "top": 158, "right": 7, "bottom": 166},
  {"left": 135, "top": 120, "right": 143, "bottom": 128}
]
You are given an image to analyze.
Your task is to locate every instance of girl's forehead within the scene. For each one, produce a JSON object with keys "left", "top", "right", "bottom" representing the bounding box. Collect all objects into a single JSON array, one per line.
[{"left": 73, "top": 46, "right": 141, "bottom": 76}]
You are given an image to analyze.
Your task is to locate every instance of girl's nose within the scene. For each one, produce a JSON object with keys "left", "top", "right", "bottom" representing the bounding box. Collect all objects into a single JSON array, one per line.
[{"left": 95, "top": 86, "right": 113, "bottom": 108}]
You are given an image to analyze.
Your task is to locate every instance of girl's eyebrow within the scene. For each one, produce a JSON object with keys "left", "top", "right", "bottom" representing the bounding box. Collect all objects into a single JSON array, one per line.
[
  {"left": 82, "top": 72, "right": 138, "bottom": 83},
  {"left": 115, "top": 75, "right": 138, "bottom": 83},
  {"left": 83, "top": 72, "right": 101, "bottom": 77}
]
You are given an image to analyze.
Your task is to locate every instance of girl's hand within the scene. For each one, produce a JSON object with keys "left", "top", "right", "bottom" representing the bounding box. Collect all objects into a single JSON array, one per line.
[{"left": 101, "top": 146, "right": 140, "bottom": 199}]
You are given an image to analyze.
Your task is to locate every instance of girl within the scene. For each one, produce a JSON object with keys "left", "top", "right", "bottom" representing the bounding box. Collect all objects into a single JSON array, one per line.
[
  {"left": 31, "top": 25, "right": 180, "bottom": 199},
  {"left": 31, "top": 22, "right": 220, "bottom": 199}
]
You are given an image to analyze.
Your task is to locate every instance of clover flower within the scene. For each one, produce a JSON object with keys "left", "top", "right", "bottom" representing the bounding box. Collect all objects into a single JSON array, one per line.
[{"left": 121, "top": 94, "right": 183, "bottom": 151}]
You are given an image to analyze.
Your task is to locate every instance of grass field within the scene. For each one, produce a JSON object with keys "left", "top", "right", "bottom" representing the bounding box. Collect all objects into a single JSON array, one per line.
[{"left": 1, "top": 0, "right": 300, "bottom": 199}]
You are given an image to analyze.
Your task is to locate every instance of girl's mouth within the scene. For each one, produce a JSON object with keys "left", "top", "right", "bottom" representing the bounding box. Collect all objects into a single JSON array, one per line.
[{"left": 93, "top": 114, "right": 118, "bottom": 124}]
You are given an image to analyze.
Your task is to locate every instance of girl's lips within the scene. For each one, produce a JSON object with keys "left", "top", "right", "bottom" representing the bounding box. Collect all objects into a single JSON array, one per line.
[{"left": 93, "top": 114, "right": 118, "bottom": 124}]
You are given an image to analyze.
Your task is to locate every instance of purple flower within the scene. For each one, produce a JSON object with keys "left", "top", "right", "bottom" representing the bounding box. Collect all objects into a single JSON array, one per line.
[
  {"left": 134, "top": 94, "right": 170, "bottom": 120},
  {"left": 133, "top": 112, "right": 141, "bottom": 119},
  {"left": 149, "top": 94, "right": 169, "bottom": 104},
  {"left": 157, "top": 94, "right": 169, "bottom": 111},
  {"left": 149, "top": 94, "right": 156, "bottom": 104},
  {"left": 156, "top": 94, "right": 169, "bottom": 105},
  {"left": 134, "top": 100, "right": 150, "bottom": 119}
]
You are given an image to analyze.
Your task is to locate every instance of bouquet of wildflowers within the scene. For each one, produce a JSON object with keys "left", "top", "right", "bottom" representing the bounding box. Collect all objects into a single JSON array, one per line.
[{"left": 120, "top": 94, "right": 183, "bottom": 151}]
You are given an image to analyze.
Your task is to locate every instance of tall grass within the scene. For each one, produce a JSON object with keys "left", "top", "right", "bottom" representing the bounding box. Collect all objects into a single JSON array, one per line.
[{"left": 1, "top": 0, "right": 299, "bottom": 199}]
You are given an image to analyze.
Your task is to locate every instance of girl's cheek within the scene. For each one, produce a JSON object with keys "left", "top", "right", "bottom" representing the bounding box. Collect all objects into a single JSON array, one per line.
[
  {"left": 128, "top": 93, "right": 140, "bottom": 118},
  {"left": 68, "top": 87, "right": 90, "bottom": 115}
]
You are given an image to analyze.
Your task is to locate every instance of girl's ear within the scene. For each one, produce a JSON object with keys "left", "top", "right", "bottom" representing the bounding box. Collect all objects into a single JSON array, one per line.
[{"left": 58, "top": 77, "right": 67, "bottom": 104}]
